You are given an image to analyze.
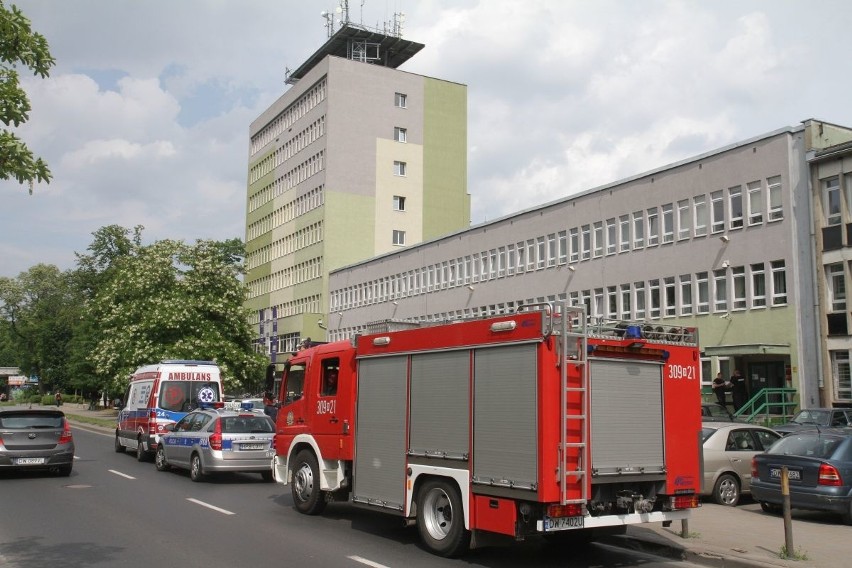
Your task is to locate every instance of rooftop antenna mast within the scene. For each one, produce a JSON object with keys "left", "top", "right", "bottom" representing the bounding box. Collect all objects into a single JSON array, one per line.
[{"left": 321, "top": 1, "right": 351, "bottom": 38}]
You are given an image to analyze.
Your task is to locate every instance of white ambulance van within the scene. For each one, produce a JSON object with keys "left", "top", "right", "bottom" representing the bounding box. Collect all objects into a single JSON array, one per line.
[{"left": 115, "top": 360, "right": 223, "bottom": 461}]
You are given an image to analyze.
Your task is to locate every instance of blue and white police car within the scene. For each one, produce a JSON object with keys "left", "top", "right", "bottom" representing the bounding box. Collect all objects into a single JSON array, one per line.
[{"left": 155, "top": 402, "right": 275, "bottom": 482}]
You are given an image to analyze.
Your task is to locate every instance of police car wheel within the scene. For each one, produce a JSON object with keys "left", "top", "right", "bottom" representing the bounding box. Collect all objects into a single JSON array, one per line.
[
  {"left": 416, "top": 479, "right": 470, "bottom": 558},
  {"left": 155, "top": 446, "right": 170, "bottom": 472},
  {"left": 291, "top": 450, "right": 326, "bottom": 515},
  {"left": 190, "top": 453, "right": 205, "bottom": 482}
]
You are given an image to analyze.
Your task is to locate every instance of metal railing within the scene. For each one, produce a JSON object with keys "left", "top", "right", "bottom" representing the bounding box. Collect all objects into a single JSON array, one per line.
[{"left": 733, "top": 388, "right": 798, "bottom": 425}]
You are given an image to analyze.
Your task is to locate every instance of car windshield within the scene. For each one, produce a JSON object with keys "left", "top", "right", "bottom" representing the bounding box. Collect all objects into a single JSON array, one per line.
[
  {"left": 766, "top": 433, "right": 844, "bottom": 458},
  {"left": 221, "top": 415, "right": 274, "bottom": 434},
  {"left": 0, "top": 414, "right": 63, "bottom": 429},
  {"left": 159, "top": 381, "right": 221, "bottom": 412},
  {"left": 704, "top": 405, "right": 729, "bottom": 418},
  {"left": 790, "top": 410, "right": 830, "bottom": 426}
]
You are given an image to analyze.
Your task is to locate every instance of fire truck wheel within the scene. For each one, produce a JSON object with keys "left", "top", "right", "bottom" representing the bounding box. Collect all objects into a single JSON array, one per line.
[
  {"left": 155, "top": 446, "right": 170, "bottom": 472},
  {"left": 291, "top": 450, "right": 327, "bottom": 515},
  {"left": 416, "top": 479, "right": 470, "bottom": 558},
  {"left": 190, "top": 453, "right": 206, "bottom": 482},
  {"left": 712, "top": 473, "right": 740, "bottom": 506},
  {"left": 114, "top": 434, "right": 125, "bottom": 453}
]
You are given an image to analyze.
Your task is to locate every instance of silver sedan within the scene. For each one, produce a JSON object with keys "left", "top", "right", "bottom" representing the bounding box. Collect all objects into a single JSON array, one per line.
[{"left": 155, "top": 406, "right": 275, "bottom": 482}]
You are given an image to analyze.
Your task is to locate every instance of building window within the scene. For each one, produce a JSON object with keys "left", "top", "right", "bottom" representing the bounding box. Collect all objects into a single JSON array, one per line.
[
  {"left": 395, "top": 92, "right": 407, "bottom": 108},
  {"left": 558, "top": 230, "right": 567, "bottom": 264},
  {"left": 537, "top": 237, "right": 546, "bottom": 269},
  {"left": 649, "top": 279, "right": 661, "bottom": 319},
  {"left": 632, "top": 211, "right": 644, "bottom": 249},
  {"left": 581, "top": 225, "right": 591, "bottom": 260},
  {"left": 393, "top": 161, "right": 407, "bottom": 176},
  {"left": 593, "top": 222, "right": 604, "bottom": 257},
  {"left": 393, "top": 195, "right": 406, "bottom": 211},
  {"left": 751, "top": 263, "right": 766, "bottom": 307},
  {"left": 828, "top": 263, "right": 846, "bottom": 312},
  {"left": 569, "top": 228, "right": 579, "bottom": 263},
  {"left": 747, "top": 180, "right": 763, "bottom": 225},
  {"left": 732, "top": 266, "right": 746, "bottom": 310},
  {"left": 394, "top": 127, "right": 407, "bottom": 143},
  {"left": 710, "top": 190, "right": 724, "bottom": 233},
  {"left": 677, "top": 200, "right": 690, "bottom": 240},
  {"left": 526, "top": 239, "right": 536, "bottom": 271},
  {"left": 729, "top": 186, "right": 743, "bottom": 229},
  {"left": 620, "top": 284, "right": 631, "bottom": 320},
  {"left": 662, "top": 203, "right": 674, "bottom": 243},
  {"left": 770, "top": 260, "right": 787, "bottom": 305},
  {"left": 647, "top": 207, "right": 659, "bottom": 246},
  {"left": 832, "top": 351, "right": 852, "bottom": 402},
  {"left": 619, "top": 215, "right": 630, "bottom": 252},
  {"left": 694, "top": 195, "right": 708, "bottom": 237},
  {"left": 713, "top": 269, "right": 727, "bottom": 312},
  {"left": 664, "top": 277, "right": 676, "bottom": 317},
  {"left": 696, "top": 272, "right": 709, "bottom": 314},
  {"left": 607, "top": 286, "right": 618, "bottom": 318},
  {"left": 547, "top": 234, "right": 557, "bottom": 267},
  {"left": 768, "top": 176, "right": 783, "bottom": 221},
  {"left": 392, "top": 230, "right": 406, "bottom": 246},
  {"left": 634, "top": 282, "right": 646, "bottom": 319},
  {"left": 606, "top": 218, "right": 616, "bottom": 255},
  {"left": 824, "top": 177, "right": 841, "bottom": 226},
  {"left": 680, "top": 274, "right": 693, "bottom": 315}
]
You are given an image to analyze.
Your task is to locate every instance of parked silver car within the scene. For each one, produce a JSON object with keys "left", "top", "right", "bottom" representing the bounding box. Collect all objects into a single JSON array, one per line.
[
  {"left": 701, "top": 421, "right": 781, "bottom": 506},
  {"left": 0, "top": 408, "right": 75, "bottom": 476},
  {"left": 155, "top": 405, "right": 275, "bottom": 482}
]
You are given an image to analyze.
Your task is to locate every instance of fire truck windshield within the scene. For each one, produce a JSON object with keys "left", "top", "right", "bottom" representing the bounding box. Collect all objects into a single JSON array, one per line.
[{"left": 282, "top": 363, "right": 306, "bottom": 404}]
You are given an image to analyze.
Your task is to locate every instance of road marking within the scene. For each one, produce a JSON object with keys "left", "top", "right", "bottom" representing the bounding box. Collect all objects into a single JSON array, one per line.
[
  {"left": 187, "top": 498, "right": 236, "bottom": 515},
  {"left": 348, "top": 556, "right": 391, "bottom": 568},
  {"left": 108, "top": 469, "right": 136, "bottom": 479}
]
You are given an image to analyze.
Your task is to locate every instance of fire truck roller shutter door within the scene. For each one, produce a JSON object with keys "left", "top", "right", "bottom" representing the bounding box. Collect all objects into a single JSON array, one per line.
[{"left": 409, "top": 351, "right": 470, "bottom": 460}]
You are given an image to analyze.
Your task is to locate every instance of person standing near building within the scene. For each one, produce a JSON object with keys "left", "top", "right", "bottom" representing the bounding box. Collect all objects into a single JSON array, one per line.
[
  {"left": 712, "top": 372, "right": 729, "bottom": 407},
  {"left": 730, "top": 369, "right": 747, "bottom": 411}
]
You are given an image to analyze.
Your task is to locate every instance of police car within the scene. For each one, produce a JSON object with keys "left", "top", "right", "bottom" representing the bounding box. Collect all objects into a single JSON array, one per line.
[{"left": 154, "top": 402, "right": 275, "bottom": 482}]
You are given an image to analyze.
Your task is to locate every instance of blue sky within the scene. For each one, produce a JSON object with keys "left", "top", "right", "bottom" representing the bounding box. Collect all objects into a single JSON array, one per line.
[{"left": 3, "top": 0, "right": 852, "bottom": 278}]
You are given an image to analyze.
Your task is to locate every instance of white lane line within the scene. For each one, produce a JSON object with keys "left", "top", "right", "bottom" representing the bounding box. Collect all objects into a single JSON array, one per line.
[
  {"left": 186, "top": 498, "right": 236, "bottom": 515},
  {"left": 348, "top": 556, "right": 391, "bottom": 568},
  {"left": 108, "top": 469, "right": 136, "bottom": 479}
]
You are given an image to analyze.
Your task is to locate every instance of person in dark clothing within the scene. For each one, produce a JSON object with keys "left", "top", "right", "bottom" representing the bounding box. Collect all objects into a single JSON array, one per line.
[
  {"left": 730, "top": 369, "right": 747, "bottom": 411},
  {"left": 712, "top": 372, "right": 729, "bottom": 407}
]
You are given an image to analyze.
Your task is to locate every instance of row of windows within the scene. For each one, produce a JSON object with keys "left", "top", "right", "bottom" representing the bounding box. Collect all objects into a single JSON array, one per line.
[
  {"left": 247, "top": 256, "right": 323, "bottom": 299},
  {"left": 250, "top": 78, "right": 327, "bottom": 156},
  {"left": 821, "top": 172, "right": 852, "bottom": 226},
  {"left": 329, "top": 256, "right": 787, "bottom": 316},
  {"left": 246, "top": 221, "right": 324, "bottom": 271},
  {"left": 247, "top": 184, "right": 324, "bottom": 244},
  {"left": 247, "top": 150, "right": 325, "bottom": 214},
  {"left": 249, "top": 116, "right": 326, "bottom": 184}
]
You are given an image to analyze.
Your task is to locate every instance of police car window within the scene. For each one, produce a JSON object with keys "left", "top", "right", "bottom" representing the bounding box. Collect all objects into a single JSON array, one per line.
[
  {"left": 175, "top": 414, "right": 194, "bottom": 432},
  {"left": 190, "top": 414, "right": 208, "bottom": 432}
]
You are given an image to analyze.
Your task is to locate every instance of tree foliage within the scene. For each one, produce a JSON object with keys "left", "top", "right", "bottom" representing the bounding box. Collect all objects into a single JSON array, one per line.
[
  {"left": 86, "top": 236, "right": 265, "bottom": 394},
  {"left": 0, "top": 0, "right": 54, "bottom": 191}
]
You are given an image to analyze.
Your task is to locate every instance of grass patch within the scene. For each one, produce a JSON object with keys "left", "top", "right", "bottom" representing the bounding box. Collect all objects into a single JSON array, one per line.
[
  {"left": 779, "top": 545, "right": 808, "bottom": 561},
  {"left": 66, "top": 414, "right": 116, "bottom": 429}
]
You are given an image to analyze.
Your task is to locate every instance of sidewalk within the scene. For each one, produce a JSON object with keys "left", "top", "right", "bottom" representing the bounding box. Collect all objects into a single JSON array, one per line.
[{"left": 56, "top": 404, "right": 836, "bottom": 568}]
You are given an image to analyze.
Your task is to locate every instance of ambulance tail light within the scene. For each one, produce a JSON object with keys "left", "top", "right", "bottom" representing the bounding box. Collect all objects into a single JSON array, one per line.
[
  {"left": 58, "top": 418, "right": 73, "bottom": 445},
  {"left": 209, "top": 418, "right": 223, "bottom": 450},
  {"left": 148, "top": 410, "right": 158, "bottom": 436}
]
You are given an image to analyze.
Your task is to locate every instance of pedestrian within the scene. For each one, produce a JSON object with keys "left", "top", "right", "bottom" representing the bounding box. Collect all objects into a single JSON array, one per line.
[
  {"left": 54, "top": 390, "right": 62, "bottom": 407},
  {"left": 712, "top": 372, "right": 729, "bottom": 407},
  {"left": 730, "top": 369, "right": 747, "bottom": 411}
]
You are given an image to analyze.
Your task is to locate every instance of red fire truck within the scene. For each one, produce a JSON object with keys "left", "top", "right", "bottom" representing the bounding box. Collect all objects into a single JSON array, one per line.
[{"left": 270, "top": 304, "right": 701, "bottom": 557}]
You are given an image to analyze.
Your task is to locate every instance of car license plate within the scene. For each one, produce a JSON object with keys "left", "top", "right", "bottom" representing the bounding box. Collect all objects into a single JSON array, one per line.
[
  {"left": 16, "top": 457, "right": 45, "bottom": 465},
  {"left": 241, "top": 443, "right": 265, "bottom": 451},
  {"left": 543, "top": 516, "right": 584, "bottom": 531},
  {"left": 769, "top": 467, "right": 801, "bottom": 480}
]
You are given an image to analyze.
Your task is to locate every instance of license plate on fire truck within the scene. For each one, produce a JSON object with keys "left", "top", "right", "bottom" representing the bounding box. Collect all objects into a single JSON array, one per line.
[{"left": 543, "top": 515, "right": 584, "bottom": 531}]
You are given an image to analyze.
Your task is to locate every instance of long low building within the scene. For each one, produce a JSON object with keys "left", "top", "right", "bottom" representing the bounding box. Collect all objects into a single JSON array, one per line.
[{"left": 328, "top": 119, "right": 852, "bottom": 410}]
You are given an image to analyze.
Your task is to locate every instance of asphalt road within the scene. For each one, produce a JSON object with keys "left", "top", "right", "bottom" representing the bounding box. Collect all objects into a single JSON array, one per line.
[{"left": 0, "top": 425, "right": 705, "bottom": 568}]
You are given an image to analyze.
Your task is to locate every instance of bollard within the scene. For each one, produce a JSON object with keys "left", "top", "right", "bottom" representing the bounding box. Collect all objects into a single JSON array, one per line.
[
  {"left": 781, "top": 465, "right": 794, "bottom": 554},
  {"left": 681, "top": 518, "right": 689, "bottom": 539}
]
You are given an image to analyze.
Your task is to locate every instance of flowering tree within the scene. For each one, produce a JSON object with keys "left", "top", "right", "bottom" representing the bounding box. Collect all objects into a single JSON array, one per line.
[{"left": 87, "top": 238, "right": 266, "bottom": 395}]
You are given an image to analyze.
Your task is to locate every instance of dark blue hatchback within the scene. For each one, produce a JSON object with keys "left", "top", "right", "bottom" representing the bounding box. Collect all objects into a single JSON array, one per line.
[{"left": 751, "top": 429, "right": 852, "bottom": 524}]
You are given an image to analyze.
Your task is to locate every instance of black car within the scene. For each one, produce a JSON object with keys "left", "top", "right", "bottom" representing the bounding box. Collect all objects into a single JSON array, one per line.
[
  {"left": 773, "top": 408, "right": 852, "bottom": 435},
  {"left": 750, "top": 429, "right": 852, "bottom": 524},
  {"left": 701, "top": 403, "right": 743, "bottom": 422},
  {"left": 0, "top": 408, "right": 75, "bottom": 476}
]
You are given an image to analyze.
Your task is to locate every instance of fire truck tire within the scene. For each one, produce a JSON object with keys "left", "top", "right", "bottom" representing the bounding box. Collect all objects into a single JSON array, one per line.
[
  {"left": 291, "top": 450, "right": 327, "bottom": 515},
  {"left": 114, "top": 434, "right": 125, "bottom": 453},
  {"left": 155, "top": 446, "right": 170, "bottom": 472},
  {"left": 712, "top": 473, "right": 740, "bottom": 506},
  {"left": 190, "top": 453, "right": 206, "bottom": 482},
  {"left": 416, "top": 479, "right": 470, "bottom": 558}
]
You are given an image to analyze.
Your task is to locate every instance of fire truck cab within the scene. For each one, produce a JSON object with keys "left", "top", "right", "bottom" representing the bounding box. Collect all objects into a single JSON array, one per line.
[{"left": 271, "top": 304, "right": 701, "bottom": 557}]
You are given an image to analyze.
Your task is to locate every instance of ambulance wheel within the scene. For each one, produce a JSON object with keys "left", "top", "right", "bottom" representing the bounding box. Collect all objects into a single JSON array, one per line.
[
  {"left": 155, "top": 446, "right": 170, "bottom": 472},
  {"left": 416, "top": 479, "right": 470, "bottom": 558},
  {"left": 291, "top": 450, "right": 326, "bottom": 515},
  {"left": 190, "top": 453, "right": 205, "bottom": 482},
  {"left": 136, "top": 439, "right": 148, "bottom": 462},
  {"left": 114, "top": 434, "right": 125, "bottom": 453},
  {"left": 713, "top": 473, "right": 740, "bottom": 506}
]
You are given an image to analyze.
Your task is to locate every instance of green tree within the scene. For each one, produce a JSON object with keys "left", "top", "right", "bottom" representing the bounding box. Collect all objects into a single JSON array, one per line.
[
  {"left": 0, "top": 0, "right": 55, "bottom": 192},
  {"left": 87, "top": 238, "right": 266, "bottom": 395}
]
